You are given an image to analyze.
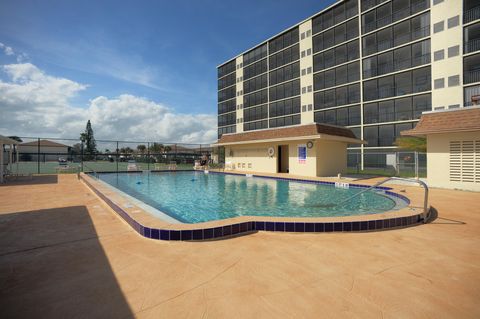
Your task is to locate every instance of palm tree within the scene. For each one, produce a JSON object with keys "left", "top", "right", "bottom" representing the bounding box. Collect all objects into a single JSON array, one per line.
[{"left": 137, "top": 144, "right": 146, "bottom": 154}]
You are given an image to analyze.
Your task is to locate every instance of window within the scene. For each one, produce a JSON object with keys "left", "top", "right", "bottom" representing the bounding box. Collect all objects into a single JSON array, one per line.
[
  {"left": 244, "top": 59, "right": 267, "bottom": 80},
  {"left": 218, "top": 72, "right": 236, "bottom": 90},
  {"left": 218, "top": 85, "right": 236, "bottom": 102},
  {"left": 218, "top": 112, "right": 236, "bottom": 126},
  {"left": 379, "top": 125, "right": 395, "bottom": 146},
  {"left": 393, "top": 20, "right": 410, "bottom": 47},
  {"left": 244, "top": 120, "right": 268, "bottom": 131},
  {"left": 448, "top": 75, "right": 460, "bottom": 87},
  {"left": 395, "top": 70, "right": 412, "bottom": 96},
  {"left": 395, "top": 97, "right": 412, "bottom": 121},
  {"left": 364, "top": 103, "right": 378, "bottom": 124},
  {"left": 218, "top": 60, "right": 236, "bottom": 78},
  {"left": 269, "top": 62, "right": 300, "bottom": 86},
  {"left": 447, "top": 16, "right": 459, "bottom": 29},
  {"left": 394, "top": 45, "right": 411, "bottom": 70},
  {"left": 433, "top": 50, "right": 444, "bottom": 61},
  {"left": 243, "top": 74, "right": 267, "bottom": 94},
  {"left": 433, "top": 21, "right": 444, "bottom": 33},
  {"left": 448, "top": 45, "right": 460, "bottom": 58},
  {"left": 364, "top": 126, "right": 379, "bottom": 147},
  {"left": 218, "top": 99, "right": 236, "bottom": 114},
  {"left": 378, "top": 100, "right": 395, "bottom": 122},
  {"left": 243, "top": 104, "right": 268, "bottom": 122},
  {"left": 434, "top": 78, "right": 445, "bottom": 89},
  {"left": 244, "top": 89, "right": 268, "bottom": 108},
  {"left": 269, "top": 44, "right": 300, "bottom": 69},
  {"left": 413, "top": 94, "right": 431, "bottom": 117},
  {"left": 269, "top": 27, "right": 299, "bottom": 54},
  {"left": 269, "top": 114, "right": 301, "bottom": 128},
  {"left": 269, "top": 97, "right": 301, "bottom": 117},
  {"left": 269, "top": 79, "right": 301, "bottom": 102},
  {"left": 413, "top": 67, "right": 431, "bottom": 92},
  {"left": 243, "top": 44, "right": 268, "bottom": 67}
]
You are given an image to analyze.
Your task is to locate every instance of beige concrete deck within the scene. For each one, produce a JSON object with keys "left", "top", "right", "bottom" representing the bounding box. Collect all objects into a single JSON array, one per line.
[{"left": 0, "top": 174, "right": 479, "bottom": 318}]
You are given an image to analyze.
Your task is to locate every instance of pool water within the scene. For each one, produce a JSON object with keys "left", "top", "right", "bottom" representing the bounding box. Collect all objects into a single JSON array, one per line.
[{"left": 96, "top": 171, "right": 404, "bottom": 223}]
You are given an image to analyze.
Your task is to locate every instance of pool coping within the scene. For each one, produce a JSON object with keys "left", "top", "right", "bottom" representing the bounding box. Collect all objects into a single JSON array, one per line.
[{"left": 79, "top": 171, "right": 428, "bottom": 241}]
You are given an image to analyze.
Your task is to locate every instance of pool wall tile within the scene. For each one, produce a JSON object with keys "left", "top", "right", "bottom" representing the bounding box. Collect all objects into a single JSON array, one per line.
[
  {"left": 305, "top": 223, "right": 315, "bottom": 232},
  {"left": 214, "top": 227, "right": 223, "bottom": 238},
  {"left": 193, "top": 229, "right": 203, "bottom": 240},
  {"left": 334, "top": 222, "right": 343, "bottom": 232},
  {"left": 275, "top": 222, "right": 285, "bottom": 232},
  {"left": 255, "top": 222, "right": 265, "bottom": 231},
  {"left": 203, "top": 228, "right": 214, "bottom": 239},
  {"left": 324, "top": 223, "right": 333, "bottom": 232},
  {"left": 315, "top": 223, "right": 324, "bottom": 232},
  {"left": 264, "top": 222, "right": 274, "bottom": 231},
  {"left": 222, "top": 225, "right": 232, "bottom": 237},
  {"left": 343, "top": 222, "right": 352, "bottom": 231},
  {"left": 295, "top": 223, "right": 305, "bottom": 232},
  {"left": 285, "top": 222, "right": 295, "bottom": 232},
  {"left": 232, "top": 224, "right": 240, "bottom": 235},
  {"left": 170, "top": 231, "right": 180, "bottom": 241},
  {"left": 181, "top": 230, "right": 192, "bottom": 241},
  {"left": 151, "top": 229, "right": 160, "bottom": 240}
]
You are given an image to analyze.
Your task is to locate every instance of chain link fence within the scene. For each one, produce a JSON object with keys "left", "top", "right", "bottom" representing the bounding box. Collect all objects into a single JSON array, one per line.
[{"left": 3, "top": 137, "right": 223, "bottom": 175}]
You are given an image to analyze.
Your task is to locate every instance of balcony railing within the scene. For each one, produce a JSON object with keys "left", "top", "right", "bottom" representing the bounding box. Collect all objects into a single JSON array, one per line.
[
  {"left": 363, "top": 54, "right": 430, "bottom": 79},
  {"left": 464, "top": 69, "right": 480, "bottom": 84},
  {"left": 464, "top": 38, "right": 480, "bottom": 54},
  {"left": 362, "top": 0, "right": 429, "bottom": 34},
  {"left": 464, "top": 6, "right": 480, "bottom": 24}
]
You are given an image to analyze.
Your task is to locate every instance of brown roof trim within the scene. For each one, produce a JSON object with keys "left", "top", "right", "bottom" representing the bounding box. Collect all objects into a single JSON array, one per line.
[
  {"left": 402, "top": 107, "right": 480, "bottom": 136},
  {"left": 216, "top": 123, "right": 361, "bottom": 145}
]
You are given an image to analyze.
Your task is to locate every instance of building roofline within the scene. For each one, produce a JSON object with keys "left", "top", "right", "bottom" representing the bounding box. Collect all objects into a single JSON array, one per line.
[{"left": 217, "top": 0, "right": 342, "bottom": 68}]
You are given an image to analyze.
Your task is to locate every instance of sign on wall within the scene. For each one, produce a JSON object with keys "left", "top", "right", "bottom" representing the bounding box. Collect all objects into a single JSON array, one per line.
[{"left": 298, "top": 145, "right": 306, "bottom": 164}]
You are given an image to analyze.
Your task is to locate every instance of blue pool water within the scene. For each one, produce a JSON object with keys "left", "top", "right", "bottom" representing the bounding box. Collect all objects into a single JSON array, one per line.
[{"left": 96, "top": 171, "right": 404, "bottom": 223}]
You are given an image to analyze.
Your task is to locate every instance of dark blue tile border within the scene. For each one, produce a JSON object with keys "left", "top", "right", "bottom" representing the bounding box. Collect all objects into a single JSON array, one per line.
[{"left": 80, "top": 173, "right": 425, "bottom": 241}]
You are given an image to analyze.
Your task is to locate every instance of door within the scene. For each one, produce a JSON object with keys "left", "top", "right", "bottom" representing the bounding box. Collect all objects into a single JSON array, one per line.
[{"left": 278, "top": 145, "right": 289, "bottom": 173}]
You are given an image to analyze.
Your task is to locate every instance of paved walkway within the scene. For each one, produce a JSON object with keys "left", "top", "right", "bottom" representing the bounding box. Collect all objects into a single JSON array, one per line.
[{"left": 0, "top": 174, "right": 479, "bottom": 318}]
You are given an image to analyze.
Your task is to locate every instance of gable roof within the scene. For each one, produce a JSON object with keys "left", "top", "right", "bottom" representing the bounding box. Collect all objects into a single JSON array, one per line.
[
  {"left": 214, "top": 123, "right": 364, "bottom": 146},
  {"left": 20, "top": 139, "right": 70, "bottom": 148},
  {"left": 402, "top": 107, "right": 480, "bottom": 136}
]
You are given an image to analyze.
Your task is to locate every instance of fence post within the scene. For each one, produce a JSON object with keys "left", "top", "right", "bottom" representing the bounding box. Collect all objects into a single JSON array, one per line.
[
  {"left": 147, "top": 142, "right": 150, "bottom": 171},
  {"left": 415, "top": 151, "right": 419, "bottom": 179},
  {"left": 116, "top": 141, "right": 119, "bottom": 173},
  {"left": 81, "top": 141, "right": 84, "bottom": 172},
  {"left": 37, "top": 138, "right": 40, "bottom": 174},
  {"left": 396, "top": 152, "right": 400, "bottom": 176}
]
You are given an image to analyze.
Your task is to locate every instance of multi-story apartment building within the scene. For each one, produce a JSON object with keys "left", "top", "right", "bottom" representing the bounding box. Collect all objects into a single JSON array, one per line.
[{"left": 217, "top": 0, "right": 480, "bottom": 168}]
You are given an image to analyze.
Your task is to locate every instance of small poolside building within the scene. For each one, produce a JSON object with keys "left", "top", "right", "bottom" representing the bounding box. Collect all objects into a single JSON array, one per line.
[
  {"left": 402, "top": 107, "right": 480, "bottom": 192},
  {"left": 18, "top": 140, "right": 70, "bottom": 162},
  {"left": 214, "top": 123, "right": 364, "bottom": 177}
]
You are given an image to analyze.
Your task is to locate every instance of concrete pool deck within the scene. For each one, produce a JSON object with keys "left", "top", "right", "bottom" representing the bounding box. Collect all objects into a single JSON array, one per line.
[{"left": 0, "top": 174, "right": 479, "bottom": 318}]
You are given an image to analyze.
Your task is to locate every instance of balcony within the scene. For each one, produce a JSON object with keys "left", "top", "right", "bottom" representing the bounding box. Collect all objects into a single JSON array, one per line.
[
  {"left": 464, "top": 38, "right": 480, "bottom": 54},
  {"left": 464, "top": 5, "right": 480, "bottom": 24}
]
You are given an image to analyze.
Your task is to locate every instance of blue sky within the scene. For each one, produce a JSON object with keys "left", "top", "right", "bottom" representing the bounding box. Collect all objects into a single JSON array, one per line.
[{"left": 0, "top": 0, "right": 334, "bottom": 143}]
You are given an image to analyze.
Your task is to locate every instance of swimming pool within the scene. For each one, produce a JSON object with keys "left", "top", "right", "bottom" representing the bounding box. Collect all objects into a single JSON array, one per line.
[{"left": 95, "top": 171, "right": 407, "bottom": 224}]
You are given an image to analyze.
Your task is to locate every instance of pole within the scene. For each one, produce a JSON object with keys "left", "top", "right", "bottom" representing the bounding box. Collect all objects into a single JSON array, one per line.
[
  {"left": 116, "top": 141, "right": 119, "bottom": 173},
  {"left": 16, "top": 145, "right": 19, "bottom": 177},
  {"left": 37, "top": 138, "right": 40, "bottom": 174},
  {"left": 147, "top": 142, "right": 150, "bottom": 171},
  {"left": 415, "top": 151, "right": 419, "bottom": 179},
  {"left": 81, "top": 141, "right": 84, "bottom": 172}
]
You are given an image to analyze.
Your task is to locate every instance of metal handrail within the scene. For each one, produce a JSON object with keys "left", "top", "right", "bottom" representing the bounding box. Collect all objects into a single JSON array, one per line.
[{"left": 338, "top": 177, "right": 430, "bottom": 223}]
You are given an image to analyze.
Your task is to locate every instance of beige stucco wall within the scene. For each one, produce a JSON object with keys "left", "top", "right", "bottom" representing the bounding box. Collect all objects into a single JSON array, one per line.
[
  {"left": 316, "top": 141, "right": 347, "bottom": 176},
  {"left": 430, "top": 0, "right": 463, "bottom": 110},
  {"left": 225, "top": 139, "right": 349, "bottom": 177},
  {"left": 427, "top": 132, "right": 480, "bottom": 192}
]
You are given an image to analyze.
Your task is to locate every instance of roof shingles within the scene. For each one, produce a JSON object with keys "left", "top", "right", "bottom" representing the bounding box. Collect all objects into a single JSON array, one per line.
[
  {"left": 402, "top": 107, "right": 480, "bottom": 136},
  {"left": 217, "top": 123, "right": 357, "bottom": 144}
]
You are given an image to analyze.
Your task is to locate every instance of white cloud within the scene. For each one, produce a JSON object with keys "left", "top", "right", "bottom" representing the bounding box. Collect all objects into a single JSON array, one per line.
[
  {"left": 0, "top": 63, "right": 217, "bottom": 144},
  {"left": 0, "top": 42, "right": 29, "bottom": 62}
]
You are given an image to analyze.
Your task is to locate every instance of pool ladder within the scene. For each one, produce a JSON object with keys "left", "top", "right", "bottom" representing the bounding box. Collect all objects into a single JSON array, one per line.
[{"left": 338, "top": 177, "right": 430, "bottom": 223}]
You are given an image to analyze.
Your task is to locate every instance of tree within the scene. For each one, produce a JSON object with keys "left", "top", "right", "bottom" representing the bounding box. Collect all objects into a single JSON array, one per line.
[
  {"left": 8, "top": 136, "right": 22, "bottom": 142},
  {"left": 164, "top": 145, "right": 172, "bottom": 153},
  {"left": 394, "top": 136, "right": 426, "bottom": 152},
  {"left": 149, "top": 143, "right": 164, "bottom": 154},
  {"left": 137, "top": 144, "right": 146, "bottom": 154},
  {"left": 80, "top": 120, "right": 97, "bottom": 160}
]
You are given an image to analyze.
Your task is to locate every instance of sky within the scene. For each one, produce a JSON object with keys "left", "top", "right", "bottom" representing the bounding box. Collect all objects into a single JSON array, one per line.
[{"left": 0, "top": 0, "right": 335, "bottom": 144}]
